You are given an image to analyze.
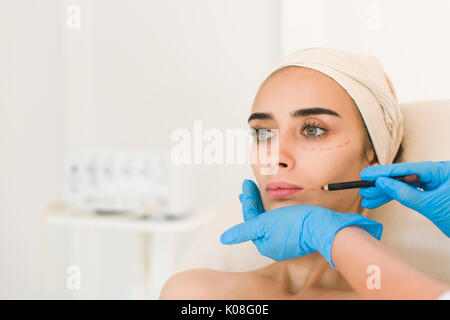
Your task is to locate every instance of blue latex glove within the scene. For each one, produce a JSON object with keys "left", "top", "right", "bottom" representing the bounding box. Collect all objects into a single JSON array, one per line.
[
  {"left": 220, "top": 180, "right": 383, "bottom": 269},
  {"left": 360, "top": 161, "right": 450, "bottom": 237}
]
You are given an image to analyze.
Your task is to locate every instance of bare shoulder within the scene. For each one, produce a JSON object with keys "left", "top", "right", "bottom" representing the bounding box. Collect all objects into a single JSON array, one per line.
[{"left": 159, "top": 268, "right": 241, "bottom": 300}]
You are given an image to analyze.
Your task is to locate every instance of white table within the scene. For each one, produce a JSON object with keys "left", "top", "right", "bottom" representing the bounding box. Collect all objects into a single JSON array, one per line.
[{"left": 43, "top": 203, "right": 215, "bottom": 299}]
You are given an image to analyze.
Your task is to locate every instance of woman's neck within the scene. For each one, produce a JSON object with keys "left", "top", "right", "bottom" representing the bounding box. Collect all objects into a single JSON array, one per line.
[
  {"left": 284, "top": 252, "right": 327, "bottom": 292},
  {"left": 253, "top": 200, "right": 365, "bottom": 295},
  {"left": 255, "top": 252, "right": 325, "bottom": 294}
]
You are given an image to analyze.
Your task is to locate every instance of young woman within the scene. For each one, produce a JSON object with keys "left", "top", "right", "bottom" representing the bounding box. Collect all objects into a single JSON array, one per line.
[{"left": 160, "top": 47, "right": 405, "bottom": 299}]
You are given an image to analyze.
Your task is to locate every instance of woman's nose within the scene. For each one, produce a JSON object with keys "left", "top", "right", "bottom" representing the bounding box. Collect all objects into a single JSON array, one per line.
[
  {"left": 275, "top": 136, "right": 296, "bottom": 170},
  {"left": 279, "top": 161, "right": 288, "bottom": 168},
  {"left": 277, "top": 153, "right": 294, "bottom": 170},
  {"left": 257, "top": 129, "right": 296, "bottom": 171}
]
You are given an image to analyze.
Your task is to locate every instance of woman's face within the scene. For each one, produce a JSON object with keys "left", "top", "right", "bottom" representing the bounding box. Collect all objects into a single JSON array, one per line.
[{"left": 250, "top": 66, "right": 378, "bottom": 214}]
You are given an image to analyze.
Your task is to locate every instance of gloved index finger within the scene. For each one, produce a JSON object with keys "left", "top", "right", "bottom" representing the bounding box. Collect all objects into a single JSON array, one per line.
[
  {"left": 359, "top": 186, "right": 386, "bottom": 199},
  {"left": 360, "top": 161, "right": 435, "bottom": 185},
  {"left": 220, "top": 213, "right": 267, "bottom": 245}
]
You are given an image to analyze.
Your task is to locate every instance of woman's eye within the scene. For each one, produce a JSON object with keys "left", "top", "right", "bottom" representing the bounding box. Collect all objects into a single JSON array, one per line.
[
  {"left": 302, "top": 126, "right": 325, "bottom": 138},
  {"left": 252, "top": 128, "right": 273, "bottom": 142}
]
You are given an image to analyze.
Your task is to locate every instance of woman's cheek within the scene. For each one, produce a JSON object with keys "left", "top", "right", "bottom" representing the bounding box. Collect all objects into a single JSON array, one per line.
[
  {"left": 250, "top": 141, "right": 365, "bottom": 212},
  {"left": 303, "top": 140, "right": 364, "bottom": 182},
  {"left": 297, "top": 153, "right": 337, "bottom": 187}
]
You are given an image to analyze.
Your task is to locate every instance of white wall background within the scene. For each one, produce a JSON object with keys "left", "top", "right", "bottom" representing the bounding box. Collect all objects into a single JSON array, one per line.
[
  {"left": 0, "top": 0, "right": 280, "bottom": 298},
  {"left": 0, "top": 0, "right": 66, "bottom": 299},
  {"left": 280, "top": 0, "right": 450, "bottom": 102}
]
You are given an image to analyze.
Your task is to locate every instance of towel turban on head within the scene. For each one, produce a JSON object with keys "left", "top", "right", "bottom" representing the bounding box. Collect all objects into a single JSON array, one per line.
[{"left": 264, "top": 47, "right": 404, "bottom": 165}]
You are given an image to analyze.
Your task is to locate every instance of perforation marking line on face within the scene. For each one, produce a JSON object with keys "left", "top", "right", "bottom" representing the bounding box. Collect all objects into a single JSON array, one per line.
[
  {"left": 300, "top": 140, "right": 350, "bottom": 151},
  {"left": 298, "top": 140, "right": 351, "bottom": 191}
]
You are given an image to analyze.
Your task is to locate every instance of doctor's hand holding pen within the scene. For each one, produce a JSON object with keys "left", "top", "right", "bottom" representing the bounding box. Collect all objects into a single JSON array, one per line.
[
  {"left": 220, "top": 160, "right": 450, "bottom": 299},
  {"left": 358, "top": 160, "right": 450, "bottom": 237}
]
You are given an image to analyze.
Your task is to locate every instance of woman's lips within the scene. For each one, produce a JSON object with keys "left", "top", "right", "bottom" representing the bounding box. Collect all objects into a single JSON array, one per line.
[{"left": 265, "top": 181, "right": 304, "bottom": 199}]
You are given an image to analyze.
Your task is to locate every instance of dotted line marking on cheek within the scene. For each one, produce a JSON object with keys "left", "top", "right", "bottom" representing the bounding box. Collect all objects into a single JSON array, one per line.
[{"left": 301, "top": 140, "right": 350, "bottom": 151}]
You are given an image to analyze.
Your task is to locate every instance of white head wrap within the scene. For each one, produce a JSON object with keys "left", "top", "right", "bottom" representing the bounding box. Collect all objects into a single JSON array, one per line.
[{"left": 265, "top": 47, "right": 404, "bottom": 165}]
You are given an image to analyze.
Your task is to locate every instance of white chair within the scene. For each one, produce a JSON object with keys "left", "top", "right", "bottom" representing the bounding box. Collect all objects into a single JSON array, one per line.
[{"left": 174, "top": 100, "right": 450, "bottom": 284}]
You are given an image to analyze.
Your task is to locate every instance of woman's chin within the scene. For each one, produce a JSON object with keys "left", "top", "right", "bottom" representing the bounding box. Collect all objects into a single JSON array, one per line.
[{"left": 264, "top": 199, "right": 303, "bottom": 211}]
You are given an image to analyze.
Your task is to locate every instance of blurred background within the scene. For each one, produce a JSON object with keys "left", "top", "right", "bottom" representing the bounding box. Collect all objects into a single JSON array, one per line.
[{"left": 0, "top": 0, "right": 449, "bottom": 299}]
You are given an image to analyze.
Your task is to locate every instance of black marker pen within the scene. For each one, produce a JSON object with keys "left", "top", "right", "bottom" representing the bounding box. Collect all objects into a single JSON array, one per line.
[{"left": 321, "top": 174, "right": 420, "bottom": 191}]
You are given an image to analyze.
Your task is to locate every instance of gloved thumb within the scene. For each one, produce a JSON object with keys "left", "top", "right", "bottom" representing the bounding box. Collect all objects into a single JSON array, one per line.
[
  {"left": 220, "top": 216, "right": 266, "bottom": 245},
  {"left": 240, "top": 179, "right": 264, "bottom": 222},
  {"left": 376, "top": 176, "right": 424, "bottom": 209}
]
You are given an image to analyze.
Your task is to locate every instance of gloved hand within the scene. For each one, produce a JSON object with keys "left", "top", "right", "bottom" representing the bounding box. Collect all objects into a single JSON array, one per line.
[
  {"left": 359, "top": 161, "right": 450, "bottom": 237},
  {"left": 220, "top": 180, "right": 383, "bottom": 269}
]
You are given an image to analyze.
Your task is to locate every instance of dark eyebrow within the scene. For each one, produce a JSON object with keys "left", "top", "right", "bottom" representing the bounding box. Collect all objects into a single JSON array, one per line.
[
  {"left": 292, "top": 107, "right": 341, "bottom": 118},
  {"left": 248, "top": 107, "right": 341, "bottom": 123},
  {"left": 247, "top": 112, "right": 273, "bottom": 122}
]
